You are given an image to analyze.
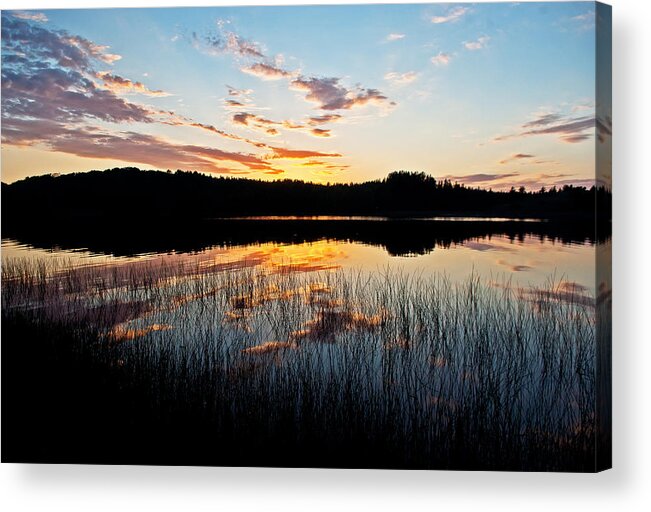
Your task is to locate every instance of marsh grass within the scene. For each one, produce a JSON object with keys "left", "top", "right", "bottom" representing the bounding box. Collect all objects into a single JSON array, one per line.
[{"left": 1, "top": 257, "right": 597, "bottom": 470}]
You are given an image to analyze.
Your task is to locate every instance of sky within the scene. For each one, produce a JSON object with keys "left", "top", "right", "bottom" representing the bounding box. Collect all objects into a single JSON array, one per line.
[{"left": 1, "top": 2, "right": 611, "bottom": 189}]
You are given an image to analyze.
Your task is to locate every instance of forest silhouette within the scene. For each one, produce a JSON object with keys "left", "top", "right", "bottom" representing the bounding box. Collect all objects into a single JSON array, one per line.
[{"left": 2, "top": 167, "right": 611, "bottom": 220}]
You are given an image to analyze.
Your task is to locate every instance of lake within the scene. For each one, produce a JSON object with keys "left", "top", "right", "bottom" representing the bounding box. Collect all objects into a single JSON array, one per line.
[
  {"left": 1, "top": 216, "right": 602, "bottom": 296},
  {"left": 1, "top": 217, "right": 611, "bottom": 469}
]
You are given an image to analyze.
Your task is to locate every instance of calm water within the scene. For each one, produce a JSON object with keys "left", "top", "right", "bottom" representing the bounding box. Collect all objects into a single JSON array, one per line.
[
  {"left": 1, "top": 219, "right": 599, "bottom": 297},
  {"left": 1, "top": 218, "right": 610, "bottom": 469}
]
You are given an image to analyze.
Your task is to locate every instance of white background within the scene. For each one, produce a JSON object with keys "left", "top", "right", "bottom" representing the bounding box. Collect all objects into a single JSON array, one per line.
[{"left": 1, "top": 0, "right": 649, "bottom": 510}]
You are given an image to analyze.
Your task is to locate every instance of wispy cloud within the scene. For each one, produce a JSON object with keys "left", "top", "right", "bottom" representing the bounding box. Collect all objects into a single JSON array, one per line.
[
  {"left": 494, "top": 107, "right": 595, "bottom": 144},
  {"left": 463, "top": 36, "right": 490, "bottom": 51},
  {"left": 226, "top": 85, "right": 254, "bottom": 97},
  {"left": 232, "top": 112, "right": 281, "bottom": 136},
  {"left": 440, "top": 173, "right": 520, "bottom": 185},
  {"left": 386, "top": 33, "right": 406, "bottom": 42},
  {"left": 499, "top": 153, "right": 534, "bottom": 165},
  {"left": 10, "top": 11, "right": 48, "bottom": 23},
  {"left": 431, "top": 52, "right": 452, "bottom": 66},
  {"left": 240, "top": 62, "right": 294, "bottom": 80},
  {"left": 230, "top": 109, "right": 336, "bottom": 139},
  {"left": 431, "top": 6, "right": 469, "bottom": 24},
  {"left": 194, "top": 24, "right": 265, "bottom": 59},
  {"left": 307, "top": 114, "right": 343, "bottom": 126},
  {"left": 559, "top": 133, "right": 591, "bottom": 143},
  {"left": 571, "top": 10, "right": 596, "bottom": 31},
  {"left": 267, "top": 147, "right": 342, "bottom": 159},
  {"left": 522, "top": 113, "right": 563, "bottom": 128},
  {"left": 438, "top": 171, "right": 594, "bottom": 191},
  {"left": 384, "top": 71, "right": 419, "bottom": 86},
  {"left": 4, "top": 121, "right": 283, "bottom": 175}
]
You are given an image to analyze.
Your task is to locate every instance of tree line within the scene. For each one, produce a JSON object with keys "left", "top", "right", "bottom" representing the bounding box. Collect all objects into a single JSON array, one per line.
[{"left": 2, "top": 167, "right": 611, "bottom": 221}]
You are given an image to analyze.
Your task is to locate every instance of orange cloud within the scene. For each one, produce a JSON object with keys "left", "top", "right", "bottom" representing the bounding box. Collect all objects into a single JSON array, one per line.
[
  {"left": 267, "top": 147, "right": 342, "bottom": 159},
  {"left": 96, "top": 72, "right": 171, "bottom": 97},
  {"left": 241, "top": 62, "right": 293, "bottom": 80},
  {"left": 307, "top": 114, "right": 343, "bottom": 126},
  {"left": 310, "top": 128, "right": 331, "bottom": 138}
]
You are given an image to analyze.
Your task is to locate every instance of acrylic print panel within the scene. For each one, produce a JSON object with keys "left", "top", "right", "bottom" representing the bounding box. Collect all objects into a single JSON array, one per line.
[{"left": 0, "top": 2, "right": 612, "bottom": 472}]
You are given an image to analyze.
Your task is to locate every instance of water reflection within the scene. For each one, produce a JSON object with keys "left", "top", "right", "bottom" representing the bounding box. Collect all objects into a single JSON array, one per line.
[
  {"left": 1, "top": 217, "right": 604, "bottom": 259},
  {"left": 1, "top": 228, "right": 609, "bottom": 470}
]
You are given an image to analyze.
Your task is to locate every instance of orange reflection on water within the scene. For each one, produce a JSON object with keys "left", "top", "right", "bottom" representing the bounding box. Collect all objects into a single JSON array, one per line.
[
  {"left": 108, "top": 323, "right": 173, "bottom": 343},
  {"left": 195, "top": 240, "right": 348, "bottom": 276}
]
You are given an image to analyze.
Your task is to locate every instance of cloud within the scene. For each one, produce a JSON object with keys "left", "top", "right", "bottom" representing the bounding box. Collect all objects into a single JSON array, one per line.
[
  {"left": 463, "top": 36, "right": 490, "bottom": 51},
  {"left": 96, "top": 72, "right": 171, "bottom": 97},
  {"left": 441, "top": 173, "right": 519, "bottom": 185},
  {"left": 430, "top": 52, "right": 452, "bottom": 66},
  {"left": 570, "top": 10, "right": 596, "bottom": 30},
  {"left": 307, "top": 114, "right": 343, "bottom": 126},
  {"left": 572, "top": 101, "right": 595, "bottom": 113},
  {"left": 1, "top": 14, "right": 121, "bottom": 73},
  {"left": 222, "top": 85, "right": 261, "bottom": 111},
  {"left": 10, "top": 11, "right": 48, "bottom": 23},
  {"left": 231, "top": 111, "right": 336, "bottom": 139},
  {"left": 2, "top": 66, "right": 156, "bottom": 125},
  {"left": 3, "top": 120, "right": 282, "bottom": 175},
  {"left": 597, "top": 115, "right": 612, "bottom": 143},
  {"left": 162, "top": 119, "right": 273, "bottom": 150},
  {"left": 240, "top": 62, "right": 293, "bottom": 80},
  {"left": 437, "top": 169, "right": 597, "bottom": 192},
  {"left": 552, "top": 178, "right": 598, "bottom": 188},
  {"left": 560, "top": 134, "right": 591, "bottom": 143},
  {"left": 0, "top": 16, "right": 288, "bottom": 175},
  {"left": 226, "top": 85, "right": 254, "bottom": 97},
  {"left": 200, "top": 25, "right": 394, "bottom": 129},
  {"left": 1, "top": 15, "right": 150, "bottom": 129},
  {"left": 494, "top": 111, "right": 595, "bottom": 144},
  {"left": 232, "top": 112, "right": 281, "bottom": 136},
  {"left": 522, "top": 117, "right": 594, "bottom": 139},
  {"left": 267, "top": 147, "right": 342, "bottom": 159},
  {"left": 499, "top": 153, "right": 535, "bottom": 165},
  {"left": 522, "top": 113, "right": 563, "bottom": 128},
  {"left": 290, "top": 76, "right": 393, "bottom": 111},
  {"left": 310, "top": 128, "right": 331, "bottom": 138},
  {"left": 224, "top": 99, "right": 245, "bottom": 108},
  {"left": 195, "top": 28, "right": 265, "bottom": 59},
  {"left": 431, "top": 6, "right": 469, "bottom": 24},
  {"left": 386, "top": 33, "right": 405, "bottom": 41},
  {"left": 1, "top": 15, "right": 356, "bottom": 178},
  {"left": 384, "top": 71, "right": 419, "bottom": 86}
]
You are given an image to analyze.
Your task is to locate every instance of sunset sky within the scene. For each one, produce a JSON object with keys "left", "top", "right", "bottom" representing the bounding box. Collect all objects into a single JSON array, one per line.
[{"left": 1, "top": 2, "right": 611, "bottom": 189}]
